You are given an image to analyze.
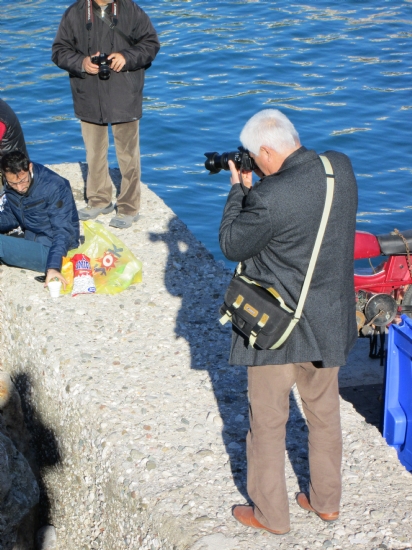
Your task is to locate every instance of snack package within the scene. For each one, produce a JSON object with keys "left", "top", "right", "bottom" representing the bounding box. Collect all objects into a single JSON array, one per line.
[{"left": 70, "top": 254, "right": 96, "bottom": 297}]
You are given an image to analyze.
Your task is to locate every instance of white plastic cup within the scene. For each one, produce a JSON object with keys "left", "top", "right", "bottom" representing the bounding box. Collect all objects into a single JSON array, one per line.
[{"left": 48, "top": 280, "right": 62, "bottom": 298}]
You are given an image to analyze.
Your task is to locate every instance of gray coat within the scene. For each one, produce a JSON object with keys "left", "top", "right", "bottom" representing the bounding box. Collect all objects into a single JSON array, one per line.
[
  {"left": 51, "top": 0, "right": 160, "bottom": 124},
  {"left": 219, "top": 147, "right": 358, "bottom": 368}
]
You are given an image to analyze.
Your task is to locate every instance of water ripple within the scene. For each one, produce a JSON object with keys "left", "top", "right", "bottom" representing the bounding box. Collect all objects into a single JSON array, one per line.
[
  {"left": 331, "top": 128, "right": 372, "bottom": 136},
  {"left": 2, "top": 0, "right": 412, "bottom": 264}
]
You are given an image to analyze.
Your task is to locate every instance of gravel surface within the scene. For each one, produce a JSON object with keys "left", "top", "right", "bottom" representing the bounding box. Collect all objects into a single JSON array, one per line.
[{"left": 0, "top": 162, "right": 411, "bottom": 550}]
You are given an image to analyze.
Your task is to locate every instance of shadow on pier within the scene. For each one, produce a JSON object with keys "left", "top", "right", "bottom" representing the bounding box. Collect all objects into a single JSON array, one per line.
[
  {"left": 339, "top": 383, "right": 383, "bottom": 430},
  {"left": 1, "top": 372, "right": 61, "bottom": 549},
  {"left": 150, "top": 216, "right": 311, "bottom": 501}
]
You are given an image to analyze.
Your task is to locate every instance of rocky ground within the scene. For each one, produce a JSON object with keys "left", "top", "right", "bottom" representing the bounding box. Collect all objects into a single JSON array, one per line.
[{"left": 0, "top": 162, "right": 411, "bottom": 550}]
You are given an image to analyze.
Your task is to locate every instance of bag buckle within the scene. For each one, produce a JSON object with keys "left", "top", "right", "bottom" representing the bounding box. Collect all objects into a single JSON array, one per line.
[
  {"left": 249, "top": 314, "right": 269, "bottom": 348},
  {"left": 219, "top": 294, "right": 244, "bottom": 325}
]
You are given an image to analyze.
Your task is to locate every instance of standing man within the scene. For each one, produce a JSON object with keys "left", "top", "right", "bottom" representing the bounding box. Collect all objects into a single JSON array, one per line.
[
  {"left": 52, "top": 0, "right": 160, "bottom": 229},
  {"left": 0, "top": 151, "right": 80, "bottom": 288},
  {"left": 219, "top": 109, "right": 358, "bottom": 534}
]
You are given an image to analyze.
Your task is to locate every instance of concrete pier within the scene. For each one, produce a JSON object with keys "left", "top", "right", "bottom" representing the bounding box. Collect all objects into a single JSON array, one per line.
[{"left": 0, "top": 163, "right": 411, "bottom": 550}]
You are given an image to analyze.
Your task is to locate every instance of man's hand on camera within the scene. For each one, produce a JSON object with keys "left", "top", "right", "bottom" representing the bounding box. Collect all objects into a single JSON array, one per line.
[
  {"left": 228, "top": 160, "right": 253, "bottom": 188},
  {"left": 108, "top": 52, "right": 126, "bottom": 72},
  {"left": 82, "top": 53, "right": 100, "bottom": 74}
]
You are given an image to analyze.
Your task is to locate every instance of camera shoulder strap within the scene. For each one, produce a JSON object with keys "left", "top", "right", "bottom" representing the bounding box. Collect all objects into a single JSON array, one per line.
[
  {"left": 92, "top": 4, "right": 135, "bottom": 47},
  {"left": 266, "top": 154, "right": 335, "bottom": 349},
  {"left": 295, "top": 154, "right": 335, "bottom": 320}
]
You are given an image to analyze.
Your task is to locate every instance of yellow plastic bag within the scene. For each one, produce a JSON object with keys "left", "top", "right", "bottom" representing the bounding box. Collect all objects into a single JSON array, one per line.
[{"left": 61, "top": 220, "right": 142, "bottom": 295}]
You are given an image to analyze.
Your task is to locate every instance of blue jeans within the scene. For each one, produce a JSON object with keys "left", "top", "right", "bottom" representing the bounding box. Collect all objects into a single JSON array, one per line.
[{"left": 0, "top": 235, "right": 50, "bottom": 272}]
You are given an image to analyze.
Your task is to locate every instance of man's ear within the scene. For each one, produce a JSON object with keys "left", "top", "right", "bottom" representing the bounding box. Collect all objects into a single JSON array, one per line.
[
  {"left": 260, "top": 145, "right": 271, "bottom": 161},
  {"left": 29, "top": 162, "right": 33, "bottom": 177}
]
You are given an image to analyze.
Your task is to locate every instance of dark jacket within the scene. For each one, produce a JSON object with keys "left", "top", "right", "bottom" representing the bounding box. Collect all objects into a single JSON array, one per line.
[
  {"left": 0, "top": 99, "right": 28, "bottom": 160},
  {"left": 219, "top": 147, "right": 358, "bottom": 368},
  {"left": 0, "top": 163, "right": 80, "bottom": 271},
  {"left": 51, "top": 0, "right": 160, "bottom": 124}
]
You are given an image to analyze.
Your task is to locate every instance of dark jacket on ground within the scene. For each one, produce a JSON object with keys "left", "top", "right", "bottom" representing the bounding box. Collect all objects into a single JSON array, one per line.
[
  {"left": 0, "top": 163, "right": 80, "bottom": 271},
  {"left": 51, "top": 0, "right": 160, "bottom": 124},
  {"left": 0, "top": 99, "right": 28, "bottom": 160},
  {"left": 219, "top": 146, "right": 358, "bottom": 368}
]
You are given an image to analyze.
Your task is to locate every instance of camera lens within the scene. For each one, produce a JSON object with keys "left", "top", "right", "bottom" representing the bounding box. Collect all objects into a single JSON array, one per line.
[
  {"left": 204, "top": 151, "right": 243, "bottom": 173},
  {"left": 204, "top": 148, "right": 256, "bottom": 175},
  {"left": 204, "top": 152, "right": 222, "bottom": 174},
  {"left": 99, "top": 65, "right": 111, "bottom": 80},
  {"left": 220, "top": 152, "right": 242, "bottom": 171}
]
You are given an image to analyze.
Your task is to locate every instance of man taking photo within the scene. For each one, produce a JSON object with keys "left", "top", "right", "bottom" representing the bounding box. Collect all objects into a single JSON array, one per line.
[
  {"left": 0, "top": 151, "right": 80, "bottom": 288},
  {"left": 52, "top": 0, "right": 160, "bottom": 229},
  {"left": 219, "top": 109, "right": 358, "bottom": 534}
]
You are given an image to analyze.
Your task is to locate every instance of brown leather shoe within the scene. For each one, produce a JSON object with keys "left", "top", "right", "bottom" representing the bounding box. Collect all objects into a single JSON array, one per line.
[
  {"left": 296, "top": 493, "right": 339, "bottom": 522},
  {"left": 232, "top": 505, "right": 290, "bottom": 535}
]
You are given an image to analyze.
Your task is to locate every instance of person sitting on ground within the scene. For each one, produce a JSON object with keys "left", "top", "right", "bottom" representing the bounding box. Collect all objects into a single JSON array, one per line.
[{"left": 0, "top": 150, "right": 80, "bottom": 288}]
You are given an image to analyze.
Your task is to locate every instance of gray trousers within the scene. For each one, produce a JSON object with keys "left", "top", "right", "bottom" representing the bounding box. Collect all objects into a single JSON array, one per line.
[
  {"left": 81, "top": 120, "right": 141, "bottom": 216},
  {"left": 247, "top": 362, "right": 342, "bottom": 532}
]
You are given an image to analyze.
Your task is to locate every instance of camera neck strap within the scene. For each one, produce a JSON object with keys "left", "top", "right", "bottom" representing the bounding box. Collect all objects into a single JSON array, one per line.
[
  {"left": 85, "top": 0, "right": 152, "bottom": 69},
  {"left": 238, "top": 172, "right": 250, "bottom": 197},
  {"left": 91, "top": 2, "right": 136, "bottom": 48},
  {"left": 86, "top": 1, "right": 118, "bottom": 27},
  {"left": 86, "top": 0, "right": 94, "bottom": 31}
]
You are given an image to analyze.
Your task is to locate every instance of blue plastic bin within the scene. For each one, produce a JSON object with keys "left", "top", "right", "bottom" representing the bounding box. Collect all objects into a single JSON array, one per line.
[{"left": 383, "top": 315, "right": 412, "bottom": 471}]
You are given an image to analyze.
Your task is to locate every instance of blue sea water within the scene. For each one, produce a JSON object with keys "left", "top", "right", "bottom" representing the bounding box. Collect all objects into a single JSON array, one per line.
[{"left": 1, "top": 0, "right": 411, "bottom": 265}]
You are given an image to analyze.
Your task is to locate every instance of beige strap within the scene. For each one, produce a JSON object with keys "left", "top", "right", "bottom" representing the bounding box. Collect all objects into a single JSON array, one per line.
[
  {"left": 266, "top": 287, "right": 294, "bottom": 313},
  {"left": 238, "top": 274, "right": 294, "bottom": 313},
  {"left": 250, "top": 313, "right": 270, "bottom": 348},
  {"left": 219, "top": 313, "right": 231, "bottom": 325},
  {"left": 269, "top": 318, "right": 300, "bottom": 349},
  {"left": 219, "top": 294, "right": 244, "bottom": 325},
  {"left": 294, "top": 155, "right": 335, "bottom": 320}
]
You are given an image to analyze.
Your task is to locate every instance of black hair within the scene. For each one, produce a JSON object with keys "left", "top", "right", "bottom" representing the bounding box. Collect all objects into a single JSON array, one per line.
[{"left": 1, "top": 150, "right": 30, "bottom": 175}]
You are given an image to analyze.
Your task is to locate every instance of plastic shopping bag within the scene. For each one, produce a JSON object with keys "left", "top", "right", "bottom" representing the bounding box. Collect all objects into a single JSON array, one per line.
[{"left": 61, "top": 220, "right": 142, "bottom": 295}]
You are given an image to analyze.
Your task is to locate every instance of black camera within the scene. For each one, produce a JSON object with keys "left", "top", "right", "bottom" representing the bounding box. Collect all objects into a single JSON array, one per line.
[
  {"left": 204, "top": 147, "right": 256, "bottom": 174},
  {"left": 91, "top": 53, "right": 112, "bottom": 80}
]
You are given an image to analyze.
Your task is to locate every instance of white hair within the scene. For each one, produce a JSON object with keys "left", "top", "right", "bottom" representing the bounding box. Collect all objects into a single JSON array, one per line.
[{"left": 240, "top": 109, "right": 300, "bottom": 155}]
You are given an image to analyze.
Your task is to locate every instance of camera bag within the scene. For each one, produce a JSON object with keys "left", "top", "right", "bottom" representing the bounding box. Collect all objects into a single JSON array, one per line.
[{"left": 219, "top": 155, "right": 335, "bottom": 350}]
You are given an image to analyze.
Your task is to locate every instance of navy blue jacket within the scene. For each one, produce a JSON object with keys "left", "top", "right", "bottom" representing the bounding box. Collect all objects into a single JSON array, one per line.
[{"left": 0, "top": 163, "right": 80, "bottom": 271}]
